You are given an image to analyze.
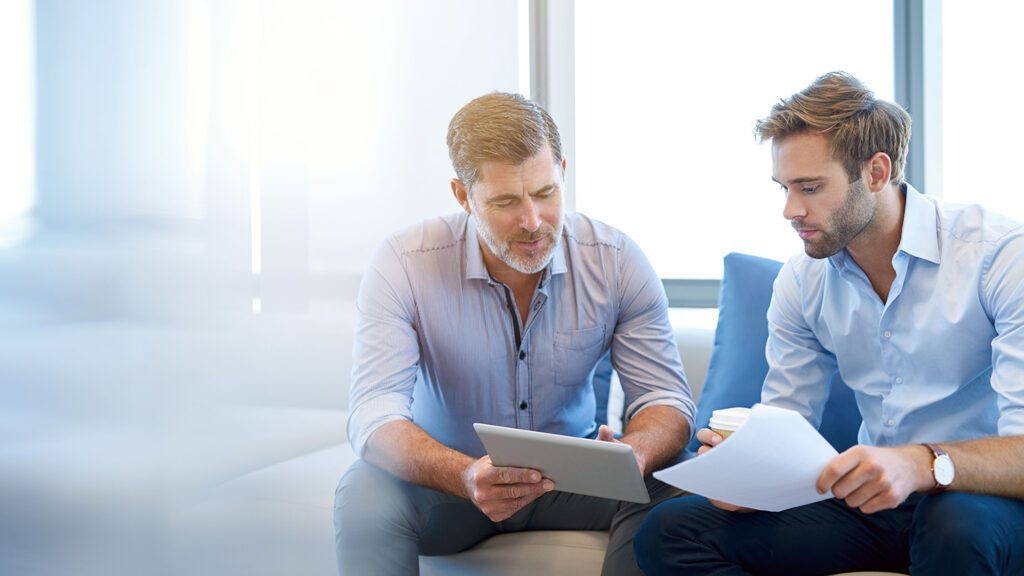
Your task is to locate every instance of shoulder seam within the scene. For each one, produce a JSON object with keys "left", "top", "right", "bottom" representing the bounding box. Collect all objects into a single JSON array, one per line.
[
  {"left": 397, "top": 237, "right": 462, "bottom": 256},
  {"left": 564, "top": 231, "right": 622, "bottom": 252}
]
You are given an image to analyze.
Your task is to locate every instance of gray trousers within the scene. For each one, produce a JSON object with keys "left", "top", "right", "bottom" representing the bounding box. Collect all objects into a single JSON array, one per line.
[{"left": 333, "top": 459, "right": 683, "bottom": 576}]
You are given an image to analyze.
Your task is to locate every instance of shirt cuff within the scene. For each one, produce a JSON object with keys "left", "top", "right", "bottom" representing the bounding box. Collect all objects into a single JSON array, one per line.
[
  {"left": 347, "top": 393, "right": 413, "bottom": 457},
  {"left": 625, "top": 391, "right": 697, "bottom": 443}
]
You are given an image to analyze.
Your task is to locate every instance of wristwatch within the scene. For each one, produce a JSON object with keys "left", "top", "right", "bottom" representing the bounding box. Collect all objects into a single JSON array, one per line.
[{"left": 923, "top": 443, "right": 955, "bottom": 491}]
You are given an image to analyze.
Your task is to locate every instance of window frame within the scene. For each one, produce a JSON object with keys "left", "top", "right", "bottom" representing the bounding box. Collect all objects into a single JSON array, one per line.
[{"left": 533, "top": 0, "right": 940, "bottom": 308}]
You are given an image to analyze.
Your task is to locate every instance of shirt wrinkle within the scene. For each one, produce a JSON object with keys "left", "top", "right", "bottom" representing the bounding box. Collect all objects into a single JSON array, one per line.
[
  {"left": 764, "top": 185, "right": 1024, "bottom": 446},
  {"left": 348, "top": 211, "right": 695, "bottom": 457}
]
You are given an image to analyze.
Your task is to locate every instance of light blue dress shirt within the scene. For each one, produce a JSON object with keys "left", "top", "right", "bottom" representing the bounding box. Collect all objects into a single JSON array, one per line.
[
  {"left": 763, "top": 185, "right": 1024, "bottom": 446},
  {"left": 348, "top": 211, "right": 695, "bottom": 458}
]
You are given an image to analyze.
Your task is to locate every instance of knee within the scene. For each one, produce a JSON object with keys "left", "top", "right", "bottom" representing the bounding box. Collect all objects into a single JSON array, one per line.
[
  {"left": 634, "top": 496, "right": 709, "bottom": 573},
  {"left": 911, "top": 493, "right": 1002, "bottom": 571},
  {"left": 636, "top": 500, "right": 684, "bottom": 550},
  {"left": 913, "top": 493, "right": 991, "bottom": 545},
  {"left": 334, "top": 460, "right": 416, "bottom": 539}
]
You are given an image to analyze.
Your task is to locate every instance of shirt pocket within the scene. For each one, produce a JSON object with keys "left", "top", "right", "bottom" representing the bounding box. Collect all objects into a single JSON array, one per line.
[{"left": 554, "top": 325, "right": 607, "bottom": 387}]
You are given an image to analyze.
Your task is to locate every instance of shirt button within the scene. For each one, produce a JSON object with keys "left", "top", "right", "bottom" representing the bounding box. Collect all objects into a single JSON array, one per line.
[
  {"left": 883, "top": 330, "right": 892, "bottom": 339},
  {"left": 533, "top": 302, "right": 541, "bottom": 311},
  {"left": 519, "top": 401, "right": 528, "bottom": 410},
  {"left": 895, "top": 376, "right": 903, "bottom": 384},
  {"left": 886, "top": 419, "right": 896, "bottom": 427},
  {"left": 519, "top": 351, "right": 526, "bottom": 361}
]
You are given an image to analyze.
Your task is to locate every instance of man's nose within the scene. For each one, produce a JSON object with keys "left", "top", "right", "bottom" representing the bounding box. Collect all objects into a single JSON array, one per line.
[
  {"left": 782, "top": 191, "right": 805, "bottom": 222},
  {"left": 521, "top": 199, "right": 542, "bottom": 232}
]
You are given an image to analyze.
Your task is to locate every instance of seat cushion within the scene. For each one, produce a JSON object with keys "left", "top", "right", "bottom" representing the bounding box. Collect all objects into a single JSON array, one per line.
[
  {"left": 420, "top": 531, "right": 608, "bottom": 576},
  {"left": 687, "top": 253, "right": 860, "bottom": 453}
]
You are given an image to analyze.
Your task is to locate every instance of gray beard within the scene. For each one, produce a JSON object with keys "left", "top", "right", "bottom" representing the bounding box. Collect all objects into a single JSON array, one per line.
[{"left": 474, "top": 213, "right": 562, "bottom": 275}]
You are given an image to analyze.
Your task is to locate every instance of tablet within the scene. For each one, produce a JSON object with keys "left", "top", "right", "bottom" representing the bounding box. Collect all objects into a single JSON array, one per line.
[{"left": 473, "top": 423, "right": 650, "bottom": 504}]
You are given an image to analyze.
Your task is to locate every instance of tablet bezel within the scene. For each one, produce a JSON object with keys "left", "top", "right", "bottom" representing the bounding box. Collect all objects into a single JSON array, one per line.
[{"left": 473, "top": 423, "right": 650, "bottom": 504}]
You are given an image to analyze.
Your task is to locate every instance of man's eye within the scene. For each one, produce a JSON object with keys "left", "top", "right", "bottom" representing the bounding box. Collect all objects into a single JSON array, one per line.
[{"left": 802, "top": 186, "right": 819, "bottom": 194}]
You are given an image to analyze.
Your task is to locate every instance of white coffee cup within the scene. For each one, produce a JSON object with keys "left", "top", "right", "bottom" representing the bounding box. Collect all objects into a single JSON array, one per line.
[{"left": 708, "top": 407, "right": 751, "bottom": 439}]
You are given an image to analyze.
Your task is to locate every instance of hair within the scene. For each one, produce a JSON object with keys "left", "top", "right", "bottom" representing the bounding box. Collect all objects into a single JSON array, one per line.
[
  {"left": 446, "top": 92, "right": 563, "bottom": 192},
  {"left": 754, "top": 71, "right": 911, "bottom": 185}
]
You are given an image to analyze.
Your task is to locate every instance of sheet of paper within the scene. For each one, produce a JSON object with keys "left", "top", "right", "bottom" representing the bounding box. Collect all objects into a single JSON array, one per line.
[{"left": 654, "top": 404, "right": 838, "bottom": 512}]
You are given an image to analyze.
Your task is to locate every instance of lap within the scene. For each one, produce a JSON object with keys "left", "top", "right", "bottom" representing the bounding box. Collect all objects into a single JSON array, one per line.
[
  {"left": 335, "top": 459, "right": 498, "bottom": 555},
  {"left": 640, "top": 491, "right": 1024, "bottom": 576},
  {"left": 639, "top": 495, "right": 916, "bottom": 575},
  {"left": 335, "top": 459, "right": 669, "bottom": 557},
  {"left": 910, "top": 492, "right": 1024, "bottom": 575}
]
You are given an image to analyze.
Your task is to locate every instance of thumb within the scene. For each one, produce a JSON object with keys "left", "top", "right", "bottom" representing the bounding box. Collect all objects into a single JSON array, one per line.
[{"left": 597, "top": 425, "right": 616, "bottom": 442}]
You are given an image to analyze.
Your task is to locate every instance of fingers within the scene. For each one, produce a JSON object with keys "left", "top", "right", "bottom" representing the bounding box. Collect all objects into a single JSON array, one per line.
[
  {"left": 829, "top": 456, "right": 882, "bottom": 501},
  {"left": 696, "top": 428, "right": 723, "bottom": 448},
  {"left": 840, "top": 478, "right": 901, "bottom": 513},
  {"left": 817, "top": 446, "right": 915, "bottom": 514},
  {"left": 484, "top": 463, "right": 542, "bottom": 485},
  {"left": 466, "top": 457, "right": 555, "bottom": 522},
  {"left": 816, "top": 447, "right": 862, "bottom": 494},
  {"left": 476, "top": 478, "right": 555, "bottom": 522}
]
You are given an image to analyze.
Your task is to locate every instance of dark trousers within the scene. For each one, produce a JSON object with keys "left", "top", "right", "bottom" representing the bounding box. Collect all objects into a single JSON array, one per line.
[{"left": 634, "top": 492, "right": 1024, "bottom": 575}]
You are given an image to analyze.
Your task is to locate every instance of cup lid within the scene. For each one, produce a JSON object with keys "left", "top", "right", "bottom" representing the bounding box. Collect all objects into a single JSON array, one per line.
[{"left": 709, "top": 407, "right": 751, "bottom": 431}]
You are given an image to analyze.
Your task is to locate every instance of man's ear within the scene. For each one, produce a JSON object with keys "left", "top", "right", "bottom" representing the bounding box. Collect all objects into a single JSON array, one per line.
[
  {"left": 452, "top": 179, "right": 472, "bottom": 214},
  {"left": 865, "top": 152, "right": 892, "bottom": 193}
]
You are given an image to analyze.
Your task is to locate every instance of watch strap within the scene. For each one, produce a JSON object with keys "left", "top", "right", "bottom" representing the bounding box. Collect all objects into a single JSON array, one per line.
[{"left": 923, "top": 442, "right": 951, "bottom": 491}]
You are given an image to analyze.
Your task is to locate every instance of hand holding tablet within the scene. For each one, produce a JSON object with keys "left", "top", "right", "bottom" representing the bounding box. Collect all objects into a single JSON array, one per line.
[{"left": 474, "top": 423, "right": 650, "bottom": 504}]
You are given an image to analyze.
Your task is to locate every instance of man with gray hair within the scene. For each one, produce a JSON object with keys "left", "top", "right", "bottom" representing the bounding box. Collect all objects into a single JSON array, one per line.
[{"left": 334, "top": 92, "right": 695, "bottom": 575}]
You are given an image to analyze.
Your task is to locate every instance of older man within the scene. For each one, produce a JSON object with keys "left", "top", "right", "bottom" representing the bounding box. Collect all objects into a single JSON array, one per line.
[{"left": 334, "top": 92, "right": 695, "bottom": 575}]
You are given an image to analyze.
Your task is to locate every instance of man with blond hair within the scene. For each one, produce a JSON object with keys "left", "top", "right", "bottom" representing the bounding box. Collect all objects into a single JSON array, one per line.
[
  {"left": 634, "top": 71, "right": 1024, "bottom": 575},
  {"left": 334, "top": 92, "right": 695, "bottom": 575}
]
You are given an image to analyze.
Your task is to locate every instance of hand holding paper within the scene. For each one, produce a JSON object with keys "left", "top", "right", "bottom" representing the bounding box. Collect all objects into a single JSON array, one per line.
[{"left": 654, "top": 404, "right": 837, "bottom": 512}]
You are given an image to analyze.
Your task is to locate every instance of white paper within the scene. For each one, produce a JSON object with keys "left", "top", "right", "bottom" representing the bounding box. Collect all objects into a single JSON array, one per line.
[{"left": 654, "top": 404, "right": 838, "bottom": 512}]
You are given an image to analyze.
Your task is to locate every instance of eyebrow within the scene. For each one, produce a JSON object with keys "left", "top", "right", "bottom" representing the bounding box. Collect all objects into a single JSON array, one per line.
[
  {"left": 772, "top": 176, "right": 828, "bottom": 185},
  {"left": 489, "top": 183, "right": 558, "bottom": 202}
]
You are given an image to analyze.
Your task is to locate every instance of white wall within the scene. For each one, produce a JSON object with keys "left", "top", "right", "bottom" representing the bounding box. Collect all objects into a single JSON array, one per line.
[{"left": 0, "top": 2, "right": 519, "bottom": 574}]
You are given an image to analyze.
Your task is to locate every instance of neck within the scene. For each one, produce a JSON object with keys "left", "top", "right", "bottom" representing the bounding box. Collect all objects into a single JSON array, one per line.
[{"left": 847, "top": 182, "right": 906, "bottom": 283}]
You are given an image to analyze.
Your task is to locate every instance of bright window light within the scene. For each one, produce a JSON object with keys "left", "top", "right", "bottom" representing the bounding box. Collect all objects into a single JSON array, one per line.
[
  {"left": 0, "top": 0, "right": 35, "bottom": 247},
  {"left": 942, "top": 1, "right": 1024, "bottom": 220},
  {"left": 575, "top": 0, "right": 894, "bottom": 278}
]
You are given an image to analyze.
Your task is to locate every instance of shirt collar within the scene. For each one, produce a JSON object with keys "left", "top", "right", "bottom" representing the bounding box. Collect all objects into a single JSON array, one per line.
[
  {"left": 463, "top": 214, "right": 568, "bottom": 286},
  {"left": 896, "top": 183, "right": 941, "bottom": 264},
  {"left": 828, "top": 183, "right": 941, "bottom": 271},
  {"left": 464, "top": 215, "right": 490, "bottom": 281}
]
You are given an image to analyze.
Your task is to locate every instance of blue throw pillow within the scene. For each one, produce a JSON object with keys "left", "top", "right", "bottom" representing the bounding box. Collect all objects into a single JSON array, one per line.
[{"left": 687, "top": 253, "right": 860, "bottom": 453}]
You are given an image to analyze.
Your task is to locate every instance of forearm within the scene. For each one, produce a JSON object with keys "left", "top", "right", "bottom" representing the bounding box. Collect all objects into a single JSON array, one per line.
[
  {"left": 941, "top": 435, "right": 1024, "bottom": 498},
  {"left": 620, "top": 405, "right": 690, "bottom": 476},
  {"left": 363, "top": 419, "right": 475, "bottom": 499}
]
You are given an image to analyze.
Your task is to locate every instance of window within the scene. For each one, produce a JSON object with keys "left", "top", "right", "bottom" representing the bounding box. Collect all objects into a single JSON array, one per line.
[
  {"left": 0, "top": 0, "right": 34, "bottom": 247},
  {"left": 941, "top": 1, "right": 1024, "bottom": 219},
  {"left": 574, "top": 0, "right": 894, "bottom": 279}
]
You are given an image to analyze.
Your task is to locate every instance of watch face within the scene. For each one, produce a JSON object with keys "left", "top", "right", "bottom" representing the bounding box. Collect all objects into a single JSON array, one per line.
[{"left": 934, "top": 454, "right": 955, "bottom": 486}]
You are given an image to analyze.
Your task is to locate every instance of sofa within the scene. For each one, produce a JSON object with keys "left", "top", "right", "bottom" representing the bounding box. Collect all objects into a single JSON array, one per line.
[
  {"left": 180, "top": 253, "right": 905, "bottom": 576},
  {"left": 0, "top": 251, "right": 907, "bottom": 575}
]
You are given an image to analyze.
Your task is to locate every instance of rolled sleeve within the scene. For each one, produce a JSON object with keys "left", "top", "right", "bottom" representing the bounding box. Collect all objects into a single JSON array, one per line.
[
  {"left": 611, "top": 235, "right": 696, "bottom": 438},
  {"left": 346, "top": 239, "right": 421, "bottom": 457}
]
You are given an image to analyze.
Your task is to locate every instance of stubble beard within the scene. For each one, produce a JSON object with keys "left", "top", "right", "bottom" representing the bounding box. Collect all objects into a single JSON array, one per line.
[{"left": 803, "top": 178, "right": 876, "bottom": 259}]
